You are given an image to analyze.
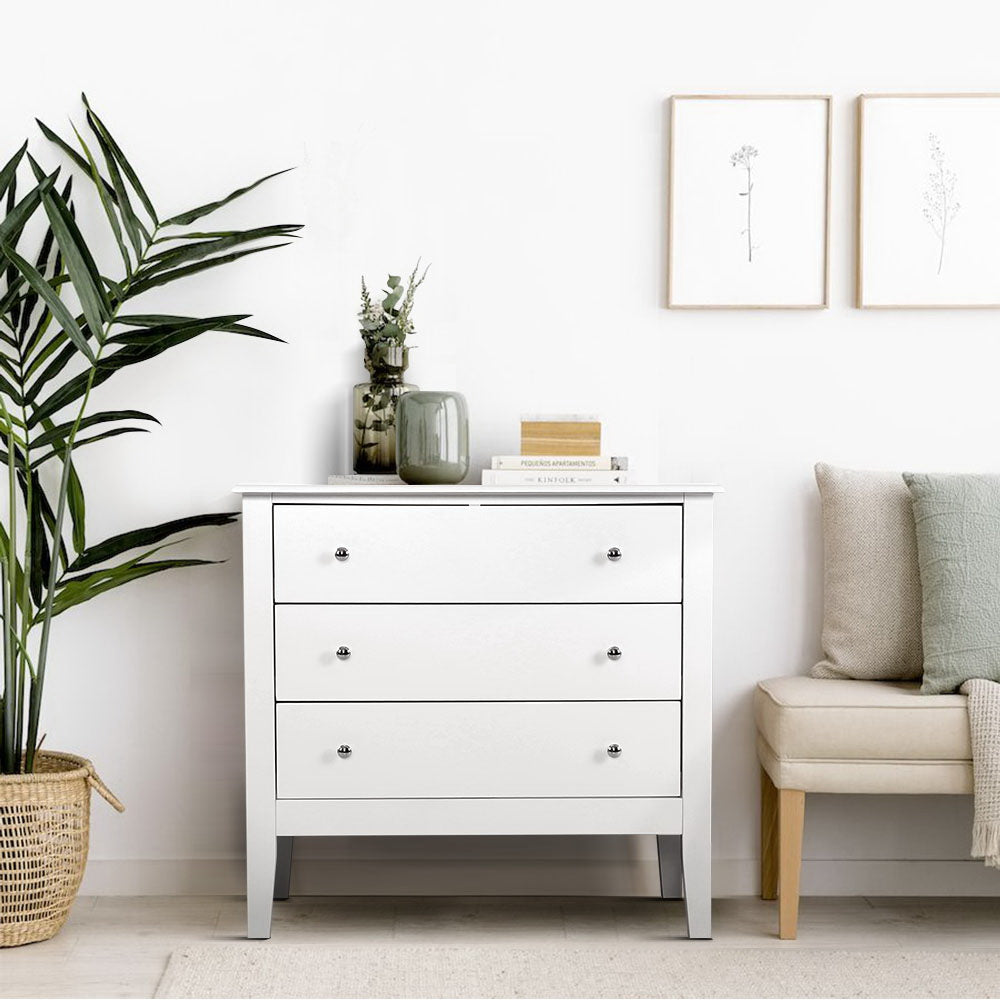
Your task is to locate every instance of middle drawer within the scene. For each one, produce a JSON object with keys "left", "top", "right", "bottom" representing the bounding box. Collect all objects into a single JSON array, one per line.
[{"left": 275, "top": 604, "right": 681, "bottom": 702}]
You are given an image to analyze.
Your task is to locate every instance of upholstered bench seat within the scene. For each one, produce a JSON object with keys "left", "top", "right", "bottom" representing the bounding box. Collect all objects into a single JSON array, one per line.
[
  {"left": 755, "top": 676, "right": 972, "bottom": 795},
  {"left": 754, "top": 676, "right": 973, "bottom": 939}
]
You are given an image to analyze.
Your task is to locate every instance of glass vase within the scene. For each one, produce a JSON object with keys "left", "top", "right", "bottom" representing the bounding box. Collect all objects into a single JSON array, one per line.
[
  {"left": 396, "top": 391, "right": 470, "bottom": 485},
  {"left": 352, "top": 378, "right": 417, "bottom": 475}
]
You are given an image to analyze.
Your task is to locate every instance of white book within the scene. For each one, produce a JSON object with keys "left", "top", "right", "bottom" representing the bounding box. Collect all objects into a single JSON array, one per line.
[
  {"left": 327, "top": 474, "right": 406, "bottom": 485},
  {"left": 481, "top": 470, "right": 629, "bottom": 486},
  {"left": 491, "top": 455, "right": 628, "bottom": 471}
]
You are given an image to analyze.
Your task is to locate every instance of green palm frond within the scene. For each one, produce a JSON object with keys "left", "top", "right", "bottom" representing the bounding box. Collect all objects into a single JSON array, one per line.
[{"left": 0, "top": 97, "right": 297, "bottom": 773}]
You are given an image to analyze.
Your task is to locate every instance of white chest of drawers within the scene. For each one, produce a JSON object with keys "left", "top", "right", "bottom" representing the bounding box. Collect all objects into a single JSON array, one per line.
[{"left": 237, "top": 485, "right": 717, "bottom": 939}]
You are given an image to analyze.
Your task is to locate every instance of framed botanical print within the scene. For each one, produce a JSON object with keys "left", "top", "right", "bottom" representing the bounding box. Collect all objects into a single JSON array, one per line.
[
  {"left": 668, "top": 95, "right": 831, "bottom": 309},
  {"left": 858, "top": 94, "right": 1000, "bottom": 308}
]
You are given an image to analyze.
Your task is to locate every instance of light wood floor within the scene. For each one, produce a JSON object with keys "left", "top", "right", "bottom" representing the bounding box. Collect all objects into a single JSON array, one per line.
[{"left": 2, "top": 895, "right": 999, "bottom": 999}]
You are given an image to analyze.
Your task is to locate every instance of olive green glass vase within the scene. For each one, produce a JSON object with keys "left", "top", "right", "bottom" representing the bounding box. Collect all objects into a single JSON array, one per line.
[{"left": 396, "top": 391, "right": 470, "bottom": 485}]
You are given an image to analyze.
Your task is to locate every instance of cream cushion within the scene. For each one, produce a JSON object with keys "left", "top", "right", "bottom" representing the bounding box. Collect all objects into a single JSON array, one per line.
[
  {"left": 811, "top": 463, "right": 923, "bottom": 681},
  {"left": 755, "top": 676, "right": 973, "bottom": 795}
]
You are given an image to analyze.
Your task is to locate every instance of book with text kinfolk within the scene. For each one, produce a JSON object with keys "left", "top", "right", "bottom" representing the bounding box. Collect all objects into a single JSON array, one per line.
[
  {"left": 491, "top": 455, "right": 628, "bottom": 471},
  {"left": 481, "top": 470, "right": 629, "bottom": 486}
]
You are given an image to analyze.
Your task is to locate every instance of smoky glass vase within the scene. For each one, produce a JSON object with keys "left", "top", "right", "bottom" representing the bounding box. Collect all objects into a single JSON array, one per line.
[
  {"left": 396, "top": 390, "right": 470, "bottom": 485},
  {"left": 352, "top": 378, "right": 417, "bottom": 475}
]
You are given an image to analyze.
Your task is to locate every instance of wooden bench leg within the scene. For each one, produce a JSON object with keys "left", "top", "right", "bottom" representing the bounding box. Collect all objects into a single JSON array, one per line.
[
  {"left": 760, "top": 767, "right": 778, "bottom": 900},
  {"left": 778, "top": 788, "right": 805, "bottom": 940}
]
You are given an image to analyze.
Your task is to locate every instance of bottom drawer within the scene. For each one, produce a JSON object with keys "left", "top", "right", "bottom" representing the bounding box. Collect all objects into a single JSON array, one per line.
[{"left": 276, "top": 702, "right": 680, "bottom": 799}]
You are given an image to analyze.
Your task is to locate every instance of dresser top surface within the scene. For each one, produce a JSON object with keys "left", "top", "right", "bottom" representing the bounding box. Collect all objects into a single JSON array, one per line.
[{"left": 233, "top": 483, "right": 722, "bottom": 497}]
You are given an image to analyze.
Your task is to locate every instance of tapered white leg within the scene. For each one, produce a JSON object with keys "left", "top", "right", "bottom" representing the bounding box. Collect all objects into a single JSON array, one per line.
[
  {"left": 274, "top": 836, "right": 294, "bottom": 900},
  {"left": 247, "top": 833, "right": 276, "bottom": 939},
  {"left": 681, "top": 832, "right": 712, "bottom": 939}
]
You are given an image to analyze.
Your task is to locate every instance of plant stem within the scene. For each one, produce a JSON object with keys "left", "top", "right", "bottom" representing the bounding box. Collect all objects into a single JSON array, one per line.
[
  {"left": 16, "top": 353, "right": 33, "bottom": 771},
  {"left": 746, "top": 165, "right": 753, "bottom": 263},
  {"left": 356, "top": 395, "right": 374, "bottom": 461},
  {"left": 0, "top": 573, "right": 11, "bottom": 772},
  {"left": 13, "top": 629, "right": 24, "bottom": 771},
  {"left": 0, "top": 392, "right": 18, "bottom": 771}
]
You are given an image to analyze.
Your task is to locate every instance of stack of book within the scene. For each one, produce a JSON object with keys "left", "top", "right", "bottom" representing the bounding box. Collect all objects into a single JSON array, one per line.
[
  {"left": 482, "top": 415, "right": 628, "bottom": 485},
  {"left": 481, "top": 454, "right": 629, "bottom": 486}
]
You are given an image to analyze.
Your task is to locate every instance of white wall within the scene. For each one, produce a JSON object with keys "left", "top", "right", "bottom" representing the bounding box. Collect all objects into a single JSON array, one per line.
[{"left": 8, "top": 0, "right": 1000, "bottom": 897}]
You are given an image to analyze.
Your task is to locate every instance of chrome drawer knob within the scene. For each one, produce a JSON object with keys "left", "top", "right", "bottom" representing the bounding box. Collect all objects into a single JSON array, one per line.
[
  {"left": 606, "top": 646, "right": 622, "bottom": 661},
  {"left": 336, "top": 646, "right": 352, "bottom": 660},
  {"left": 335, "top": 546, "right": 350, "bottom": 562},
  {"left": 606, "top": 547, "right": 622, "bottom": 562},
  {"left": 607, "top": 744, "right": 622, "bottom": 758},
  {"left": 337, "top": 744, "right": 352, "bottom": 758}
]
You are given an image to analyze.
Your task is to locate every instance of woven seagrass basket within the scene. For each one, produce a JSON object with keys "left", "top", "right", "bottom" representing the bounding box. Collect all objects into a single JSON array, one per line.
[{"left": 0, "top": 752, "right": 123, "bottom": 947}]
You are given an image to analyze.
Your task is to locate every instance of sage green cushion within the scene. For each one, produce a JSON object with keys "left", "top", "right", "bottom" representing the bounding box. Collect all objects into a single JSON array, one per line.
[{"left": 904, "top": 472, "right": 1000, "bottom": 694}]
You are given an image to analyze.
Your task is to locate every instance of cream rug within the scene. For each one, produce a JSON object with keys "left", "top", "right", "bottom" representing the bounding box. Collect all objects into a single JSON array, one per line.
[{"left": 155, "top": 944, "right": 1000, "bottom": 999}]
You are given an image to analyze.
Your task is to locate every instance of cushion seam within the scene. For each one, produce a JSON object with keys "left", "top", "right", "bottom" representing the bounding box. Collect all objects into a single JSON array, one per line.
[
  {"left": 767, "top": 756, "right": 972, "bottom": 765},
  {"left": 757, "top": 697, "right": 966, "bottom": 710}
]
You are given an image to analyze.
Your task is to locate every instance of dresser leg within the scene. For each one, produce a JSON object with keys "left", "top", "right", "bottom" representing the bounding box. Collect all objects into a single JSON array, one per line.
[
  {"left": 655, "top": 835, "right": 683, "bottom": 898},
  {"left": 274, "top": 836, "right": 294, "bottom": 901},
  {"left": 681, "top": 832, "right": 712, "bottom": 939},
  {"left": 247, "top": 834, "right": 277, "bottom": 939}
]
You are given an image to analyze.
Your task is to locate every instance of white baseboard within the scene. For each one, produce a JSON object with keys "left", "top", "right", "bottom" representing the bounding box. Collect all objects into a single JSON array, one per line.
[
  {"left": 715, "top": 858, "right": 1000, "bottom": 897},
  {"left": 80, "top": 856, "right": 1000, "bottom": 897}
]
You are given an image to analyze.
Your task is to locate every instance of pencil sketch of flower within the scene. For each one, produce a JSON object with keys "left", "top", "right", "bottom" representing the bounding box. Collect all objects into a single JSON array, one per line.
[
  {"left": 730, "top": 144, "right": 758, "bottom": 262},
  {"left": 922, "top": 133, "right": 960, "bottom": 275}
]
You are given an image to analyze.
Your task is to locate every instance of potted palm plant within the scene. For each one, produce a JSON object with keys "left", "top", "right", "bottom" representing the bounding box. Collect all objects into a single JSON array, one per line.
[{"left": 0, "top": 96, "right": 298, "bottom": 946}]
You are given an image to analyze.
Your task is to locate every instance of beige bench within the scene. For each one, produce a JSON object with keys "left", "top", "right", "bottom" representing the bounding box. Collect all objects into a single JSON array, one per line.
[{"left": 754, "top": 676, "right": 971, "bottom": 939}]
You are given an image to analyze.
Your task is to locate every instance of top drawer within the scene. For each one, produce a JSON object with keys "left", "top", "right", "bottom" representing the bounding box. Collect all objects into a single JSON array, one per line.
[{"left": 273, "top": 503, "right": 682, "bottom": 604}]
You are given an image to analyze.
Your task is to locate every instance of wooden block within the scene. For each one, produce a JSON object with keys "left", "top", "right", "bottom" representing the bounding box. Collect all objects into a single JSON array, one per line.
[{"left": 521, "top": 421, "right": 601, "bottom": 456}]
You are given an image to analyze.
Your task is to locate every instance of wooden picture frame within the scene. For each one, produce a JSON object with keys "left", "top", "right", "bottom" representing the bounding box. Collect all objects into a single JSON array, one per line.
[
  {"left": 668, "top": 95, "right": 831, "bottom": 310},
  {"left": 857, "top": 93, "right": 1000, "bottom": 309}
]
